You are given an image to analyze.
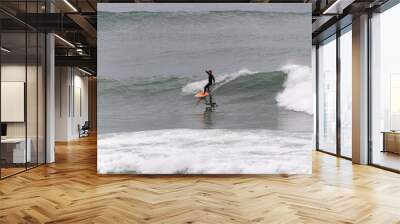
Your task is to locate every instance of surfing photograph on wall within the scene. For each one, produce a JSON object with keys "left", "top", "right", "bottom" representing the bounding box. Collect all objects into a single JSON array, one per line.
[{"left": 97, "top": 3, "right": 313, "bottom": 174}]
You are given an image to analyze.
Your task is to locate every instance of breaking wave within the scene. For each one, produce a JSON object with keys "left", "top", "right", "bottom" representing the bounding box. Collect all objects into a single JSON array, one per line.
[
  {"left": 180, "top": 64, "right": 313, "bottom": 114},
  {"left": 99, "top": 64, "right": 312, "bottom": 115},
  {"left": 276, "top": 65, "right": 313, "bottom": 115},
  {"left": 98, "top": 129, "right": 312, "bottom": 174}
]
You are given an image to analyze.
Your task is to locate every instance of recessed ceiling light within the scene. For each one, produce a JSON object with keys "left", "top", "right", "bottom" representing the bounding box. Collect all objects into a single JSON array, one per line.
[
  {"left": 1, "top": 47, "right": 11, "bottom": 53},
  {"left": 323, "top": 0, "right": 344, "bottom": 15},
  {"left": 54, "top": 34, "right": 75, "bottom": 48},
  {"left": 63, "top": 0, "right": 78, "bottom": 12},
  {"left": 78, "top": 67, "right": 93, "bottom": 76}
]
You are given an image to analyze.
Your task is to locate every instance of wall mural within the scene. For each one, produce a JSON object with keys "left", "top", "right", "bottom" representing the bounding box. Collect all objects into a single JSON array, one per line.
[{"left": 97, "top": 3, "right": 313, "bottom": 174}]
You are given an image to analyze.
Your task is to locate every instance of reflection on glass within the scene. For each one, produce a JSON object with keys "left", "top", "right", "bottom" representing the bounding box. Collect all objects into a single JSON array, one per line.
[
  {"left": 371, "top": 4, "right": 400, "bottom": 171},
  {"left": 318, "top": 36, "right": 337, "bottom": 154},
  {"left": 340, "top": 28, "right": 352, "bottom": 158},
  {"left": 0, "top": 1, "right": 47, "bottom": 179},
  {"left": 1, "top": 32, "right": 27, "bottom": 177}
]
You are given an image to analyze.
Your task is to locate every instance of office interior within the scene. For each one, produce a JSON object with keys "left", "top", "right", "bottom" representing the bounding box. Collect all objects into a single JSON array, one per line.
[
  {"left": 0, "top": 0, "right": 97, "bottom": 179},
  {"left": 0, "top": 0, "right": 399, "bottom": 176},
  {"left": 314, "top": 0, "right": 400, "bottom": 172}
]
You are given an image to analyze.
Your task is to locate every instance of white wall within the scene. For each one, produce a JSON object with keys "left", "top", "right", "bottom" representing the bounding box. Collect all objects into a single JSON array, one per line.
[
  {"left": 1, "top": 63, "right": 47, "bottom": 164},
  {"left": 1, "top": 65, "right": 37, "bottom": 138},
  {"left": 55, "top": 67, "right": 89, "bottom": 141},
  {"left": 55, "top": 66, "right": 70, "bottom": 141},
  {"left": 1, "top": 66, "right": 26, "bottom": 130},
  {"left": 71, "top": 73, "right": 89, "bottom": 138},
  {"left": 1, "top": 64, "right": 26, "bottom": 81},
  {"left": 1, "top": 82, "right": 25, "bottom": 122}
]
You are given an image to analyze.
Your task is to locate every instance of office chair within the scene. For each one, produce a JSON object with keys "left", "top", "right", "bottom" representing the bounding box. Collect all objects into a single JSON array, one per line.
[{"left": 79, "top": 121, "right": 90, "bottom": 138}]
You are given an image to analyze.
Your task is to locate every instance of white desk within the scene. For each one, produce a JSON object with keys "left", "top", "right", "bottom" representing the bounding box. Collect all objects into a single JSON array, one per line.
[{"left": 1, "top": 138, "right": 31, "bottom": 163}]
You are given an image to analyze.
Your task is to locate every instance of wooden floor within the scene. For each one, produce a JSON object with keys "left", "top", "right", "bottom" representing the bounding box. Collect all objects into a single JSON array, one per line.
[
  {"left": 1, "top": 135, "right": 400, "bottom": 224},
  {"left": 372, "top": 151, "right": 400, "bottom": 171},
  {"left": 1, "top": 167, "right": 26, "bottom": 178}
]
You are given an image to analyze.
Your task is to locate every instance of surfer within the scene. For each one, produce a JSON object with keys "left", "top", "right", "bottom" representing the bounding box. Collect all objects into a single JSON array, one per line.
[
  {"left": 194, "top": 70, "right": 218, "bottom": 111},
  {"left": 204, "top": 70, "right": 215, "bottom": 94}
]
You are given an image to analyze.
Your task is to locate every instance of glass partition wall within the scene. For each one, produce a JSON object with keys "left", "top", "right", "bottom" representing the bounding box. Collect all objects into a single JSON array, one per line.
[
  {"left": 316, "top": 26, "right": 352, "bottom": 159},
  {"left": 0, "top": 5, "right": 46, "bottom": 179},
  {"left": 0, "top": 31, "right": 27, "bottom": 177}
]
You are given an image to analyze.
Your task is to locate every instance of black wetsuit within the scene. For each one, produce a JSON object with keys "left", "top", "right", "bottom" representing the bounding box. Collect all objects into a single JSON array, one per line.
[{"left": 204, "top": 74, "right": 215, "bottom": 93}]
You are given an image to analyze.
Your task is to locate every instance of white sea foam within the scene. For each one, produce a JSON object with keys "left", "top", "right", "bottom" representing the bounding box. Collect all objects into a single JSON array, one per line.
[
  {"left": 98, "top": 129, "right": 312, "bottom": 174},
  {"left": 276, "top": 64, "right": 313, "bottom": 115},
  {"left": 181, "top": 68, "right": 254, "bottom": 95}
]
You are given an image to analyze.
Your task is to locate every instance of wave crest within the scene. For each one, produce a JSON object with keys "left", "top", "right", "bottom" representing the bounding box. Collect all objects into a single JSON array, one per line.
[
  {"left": 276, "top": 64, "right": 313, "bottom": 115},
  {"left": 181, "top": 68, "right": 254, "bottom": 95}
]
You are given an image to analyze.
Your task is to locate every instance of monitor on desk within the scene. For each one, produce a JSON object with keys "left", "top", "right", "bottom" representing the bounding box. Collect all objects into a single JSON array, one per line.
[{"left": 1, "top": 123, "right": 7, "bottom": 138}]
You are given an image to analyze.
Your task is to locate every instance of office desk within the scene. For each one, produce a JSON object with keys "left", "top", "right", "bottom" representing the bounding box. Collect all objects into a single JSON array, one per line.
[
  {"left": 1, "top": 138, "right": 31, "bottom": 163},
  {"left": 382, "top": 131, "right": 400, "bottom": 154}
]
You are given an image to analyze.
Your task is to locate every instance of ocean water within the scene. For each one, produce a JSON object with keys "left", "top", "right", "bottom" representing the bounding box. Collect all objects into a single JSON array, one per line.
[{"left": 97, "top": 4, "right": 313, "bottom": 174}]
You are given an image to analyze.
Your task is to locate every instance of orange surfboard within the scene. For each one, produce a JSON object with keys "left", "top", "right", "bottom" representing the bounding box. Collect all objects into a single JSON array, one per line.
[{"left": 194, "top": 91, "right": 209, "bottom": 98}]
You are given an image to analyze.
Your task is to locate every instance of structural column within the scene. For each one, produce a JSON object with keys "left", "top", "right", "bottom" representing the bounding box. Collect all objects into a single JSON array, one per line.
[
  {"left": 46, "top": 0, "right": 55, "bottom": 163},
  {"left": 46, "top": 33, "right": 55, "bottom": 163},
  {"left": 352, "top": 14, "right": 369, "bottom": 164}
]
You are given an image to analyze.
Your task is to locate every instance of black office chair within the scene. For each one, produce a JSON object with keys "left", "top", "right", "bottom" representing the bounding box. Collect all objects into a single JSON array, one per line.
[{"left": 79, "top": 121, "right": 90, "bottom": 138}]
